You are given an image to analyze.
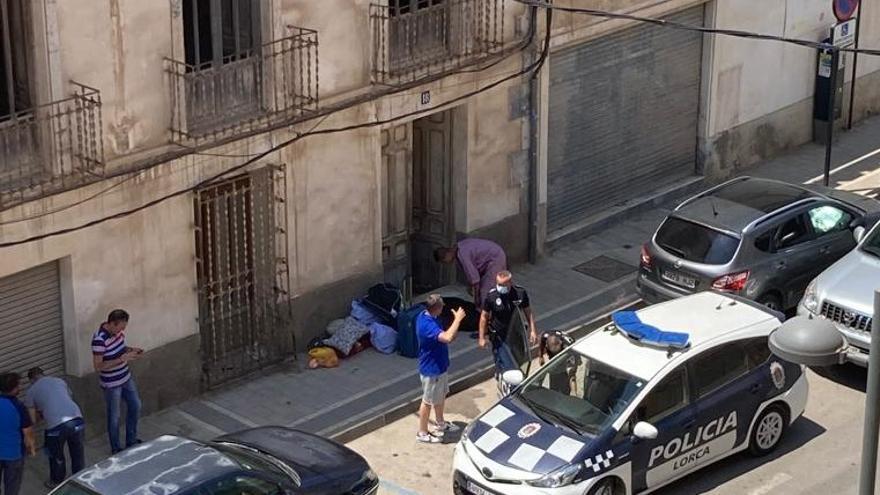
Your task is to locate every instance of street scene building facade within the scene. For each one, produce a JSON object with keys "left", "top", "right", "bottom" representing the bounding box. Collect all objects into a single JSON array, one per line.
[{"left": 0, "top": 0, "right": 879, "bottom": 436}]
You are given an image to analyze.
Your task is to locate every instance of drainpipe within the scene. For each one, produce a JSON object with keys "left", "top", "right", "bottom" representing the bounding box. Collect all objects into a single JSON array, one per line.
[{"left": 527, "top": 6, "right": 540, "bottom": 264}]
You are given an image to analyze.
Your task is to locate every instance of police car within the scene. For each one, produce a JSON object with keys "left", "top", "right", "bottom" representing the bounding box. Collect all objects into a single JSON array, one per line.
[{"left": 452, "top": 291, "right": 808, "bottom": 495}]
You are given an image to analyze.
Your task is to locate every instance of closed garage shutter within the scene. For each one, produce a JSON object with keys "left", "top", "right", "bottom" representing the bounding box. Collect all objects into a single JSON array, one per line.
[
  {"left": 0, "top": 261, "right": 65, "bottom": 377},
  {"left": 547, "top": 5, "right": 705, "bottom": 234}
]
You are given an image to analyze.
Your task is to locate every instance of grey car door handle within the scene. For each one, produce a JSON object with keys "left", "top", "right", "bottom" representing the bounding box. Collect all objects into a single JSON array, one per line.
[
  {"left": 775, "top": 261, "right": 786, "bottom": 269},
  {"left": 819, "top": 246, "right": 830, "bottom": 254}
]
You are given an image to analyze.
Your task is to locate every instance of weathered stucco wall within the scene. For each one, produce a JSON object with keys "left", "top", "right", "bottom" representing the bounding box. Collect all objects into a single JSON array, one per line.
[
  {"left": 55, "top": 0, "right": 173, "bottom": 158},
  {"left": 703, "top": 0, "right": 880, "bottom": 177}
]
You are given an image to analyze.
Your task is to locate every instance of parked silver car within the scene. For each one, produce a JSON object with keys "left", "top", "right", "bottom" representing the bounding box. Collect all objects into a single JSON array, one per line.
[
  {"left": 638, "top": 177, "right": 880, "bottom": 312},
  {"left": 798, "top": 214, "right": 880, "bottom": 359}
]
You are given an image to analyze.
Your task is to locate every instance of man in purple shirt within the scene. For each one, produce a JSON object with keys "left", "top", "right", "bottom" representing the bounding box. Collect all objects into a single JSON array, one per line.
[{"left": 434, "top": 238, "right": 507, "bottom": 307}]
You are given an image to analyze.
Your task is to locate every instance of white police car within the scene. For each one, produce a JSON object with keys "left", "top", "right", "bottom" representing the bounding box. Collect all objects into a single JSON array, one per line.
[{"left": 452, "top": 291, "right": 808, "bottom": 495}]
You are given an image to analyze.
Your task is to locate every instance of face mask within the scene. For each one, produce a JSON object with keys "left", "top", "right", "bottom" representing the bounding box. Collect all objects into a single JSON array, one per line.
[{"left": 496, "top": 284, "right": 510, "bottom": 295}]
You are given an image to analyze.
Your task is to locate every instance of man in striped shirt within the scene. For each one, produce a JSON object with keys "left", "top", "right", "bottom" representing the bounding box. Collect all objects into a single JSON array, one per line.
[{"left": 91, "top": 309, "right": 143, "bottom": 454}]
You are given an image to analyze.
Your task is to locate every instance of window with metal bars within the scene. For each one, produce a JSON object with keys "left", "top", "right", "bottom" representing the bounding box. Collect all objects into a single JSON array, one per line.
[
  {"left": 389, "top": 0, "right": 446, "bottom": 17},
  {"left": 183, "top": 0, "right": 260, "bottom": 70},
  {"left": 0, "top": 0, "right": 31, "bottom": 120}
]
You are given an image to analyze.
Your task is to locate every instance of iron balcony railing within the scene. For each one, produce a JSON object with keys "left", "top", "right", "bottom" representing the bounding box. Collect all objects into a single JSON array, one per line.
[
  {"left": 0, "top": 83, "right": 104, "bottom": 207},
  {"left": 371, "top": 0, "right": 505, "bottom": 84},
  {"left": 166, "top": 27, "right": 319, "bottom": 142}
]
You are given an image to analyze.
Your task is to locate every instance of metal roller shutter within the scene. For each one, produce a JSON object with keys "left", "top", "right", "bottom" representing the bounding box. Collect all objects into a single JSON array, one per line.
[
  {"left": 547, "top": 5, "right": 705, "bottom": 234},
  {"left": 0, "top": 261, "right": 65, "bottom": 377}
]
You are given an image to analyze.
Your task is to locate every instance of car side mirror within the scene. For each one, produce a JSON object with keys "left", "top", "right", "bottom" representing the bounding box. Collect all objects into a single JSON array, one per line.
[
  {"left": 633, "top": 421, "right": 659, "bottom": 440},
  {"left": 854, "top": 226, "right": 866, "bottom": 243},
  {"left": 500, "top": 370, "right": 524, "bottom": 395}
]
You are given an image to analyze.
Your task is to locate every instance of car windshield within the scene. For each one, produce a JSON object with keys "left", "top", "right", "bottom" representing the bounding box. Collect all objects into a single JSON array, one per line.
[
  {"left": 655, "top": 217, "right": 740, "bottom": 264},
  {"left": 212, "top": 442, "right": 300, "bottom": 486},
  {"left": 515, "top": 349, "right": 644, "bottom": 435},
  {"left": 861, "top": 224, "right": 880, "bottom": 258}
]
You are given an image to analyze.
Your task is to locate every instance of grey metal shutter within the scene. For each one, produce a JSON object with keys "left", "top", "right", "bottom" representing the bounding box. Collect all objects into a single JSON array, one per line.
[
  {"left": 0, "top": 261, "right": 64, "bottom": 377},
  {"left": 547, "top": 5, "right": 705, "bottom": 234}
]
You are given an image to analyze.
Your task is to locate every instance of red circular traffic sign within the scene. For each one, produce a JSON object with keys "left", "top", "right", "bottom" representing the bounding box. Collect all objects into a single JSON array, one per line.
[{"left": 833, "top": 0, "right": 860, "bottom": 21}]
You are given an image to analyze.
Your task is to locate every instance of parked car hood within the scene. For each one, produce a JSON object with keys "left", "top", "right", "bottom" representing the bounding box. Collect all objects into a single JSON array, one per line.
[
  {"left": 214, "top": 427, "right": 370, "bottom": 493},
  {"left": 816, "top": 249, "right": 880, "bottom": 316}
]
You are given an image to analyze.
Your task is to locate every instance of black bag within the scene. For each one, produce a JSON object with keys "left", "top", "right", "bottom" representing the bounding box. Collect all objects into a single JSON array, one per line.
[{"left": 362, "top": 283, "right": 403, "bottom": 326}]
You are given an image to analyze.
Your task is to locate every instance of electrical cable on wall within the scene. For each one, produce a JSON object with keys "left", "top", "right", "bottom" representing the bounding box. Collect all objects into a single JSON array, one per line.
[
  {"left": 0, "top": 8, "right": 553, "bottom": 249},
  {"left": 0, "top": 12, "right": 541, "bottom": 218},
  {"left": 515, "top": 0, "right": 880, "bottom": 57}
]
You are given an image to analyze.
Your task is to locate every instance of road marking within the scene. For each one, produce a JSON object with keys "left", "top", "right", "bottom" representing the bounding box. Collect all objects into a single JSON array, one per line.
[
  {"left": 198, "top": 398, "right": 259, "bottom": 427},
  {"left": 747, "top": 472, "right": 792, "bottom": 495},
  {"left": 379, "top": 479, "right": 422, "bottom": 495},
  {"left": 804, "top": 146, "right": 880, "bottom": 184}
]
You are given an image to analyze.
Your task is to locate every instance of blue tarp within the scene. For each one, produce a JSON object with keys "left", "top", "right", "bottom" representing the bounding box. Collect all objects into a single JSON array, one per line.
[{"left": 611, "top": 311, "right": 690, "bottom": 349}]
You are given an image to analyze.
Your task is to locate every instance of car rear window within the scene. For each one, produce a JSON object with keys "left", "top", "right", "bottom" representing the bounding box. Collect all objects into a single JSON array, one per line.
[{"left": 655, "top": 217, "right": 740, "bottom": 264}]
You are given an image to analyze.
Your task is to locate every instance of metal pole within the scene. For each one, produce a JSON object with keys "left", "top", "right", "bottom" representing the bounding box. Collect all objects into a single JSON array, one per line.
[
  {"left": 858, "top": 289, "right": 880, "bottom": 495},
  {"left": 823, "top": 48, "right": 839, "bottom": 187},
  {"left": 848, "top": 8, "right": 863, "bottom": 130}
]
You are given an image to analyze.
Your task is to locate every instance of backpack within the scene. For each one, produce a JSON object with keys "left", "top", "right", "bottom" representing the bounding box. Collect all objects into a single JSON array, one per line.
[
  {"left": 362, "top": 283, "right": 403, "bottom": 326},
  {"left": 396, "top": 303, "right": 426, "bottom": 358}
]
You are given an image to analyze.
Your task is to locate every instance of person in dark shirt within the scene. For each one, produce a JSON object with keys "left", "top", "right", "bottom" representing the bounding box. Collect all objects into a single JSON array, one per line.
[
  {"left": 0, "top": 372, "right": 35, "bottom": 495},
  {"left": 478, "top": 271, "right": 538, "bottom": 379},
  {"left": 538, "top": 330, "right": 577, "bottom": 395}
]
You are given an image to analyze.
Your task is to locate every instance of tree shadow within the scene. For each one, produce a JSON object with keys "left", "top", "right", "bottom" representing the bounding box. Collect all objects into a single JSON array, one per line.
[
  {"left": 655, "top": 416, "right": 827, "bottom": 494},
  {"left": 811, "top": 363, "right": 867, "bottom": 393}
]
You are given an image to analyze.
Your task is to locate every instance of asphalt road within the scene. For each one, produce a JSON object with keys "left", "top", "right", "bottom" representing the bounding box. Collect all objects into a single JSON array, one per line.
[{"left": 346, "top": 352, "right": 877, "bottom": 494}]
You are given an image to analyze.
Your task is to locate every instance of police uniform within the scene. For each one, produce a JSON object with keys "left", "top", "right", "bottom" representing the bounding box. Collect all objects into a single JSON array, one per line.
[{"left": 482, "top": 285, "right": 530, "bottom": 374}]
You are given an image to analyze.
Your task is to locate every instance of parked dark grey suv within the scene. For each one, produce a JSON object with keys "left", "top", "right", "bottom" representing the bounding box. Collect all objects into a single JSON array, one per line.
[{"left": 637, "top": 177, "right": 880, "bottom": 312}]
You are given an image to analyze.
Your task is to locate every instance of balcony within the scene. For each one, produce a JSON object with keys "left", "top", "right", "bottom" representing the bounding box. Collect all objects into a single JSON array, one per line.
[
  {"left": 0, "top": 83, "right": 104, "bottom": 207},
  {"left": 371, "top": 0, "right": 505, "bottom": 84},
  {"left": 166, "top": 27, "right": 319, "bottom": 142}
]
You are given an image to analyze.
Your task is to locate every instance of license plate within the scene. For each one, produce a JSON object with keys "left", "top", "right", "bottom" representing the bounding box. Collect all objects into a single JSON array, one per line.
[
  {"left": 467, "top": 480, "right": 493, "bottom": 495},
  {"left": 661, "top": 269, "right": 696, "bottom": 289}
]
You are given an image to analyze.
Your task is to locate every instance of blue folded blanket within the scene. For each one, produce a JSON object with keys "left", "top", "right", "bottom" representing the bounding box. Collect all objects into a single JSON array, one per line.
[{"left": 611, "top": 311, "right": 690, "bottom": 349}]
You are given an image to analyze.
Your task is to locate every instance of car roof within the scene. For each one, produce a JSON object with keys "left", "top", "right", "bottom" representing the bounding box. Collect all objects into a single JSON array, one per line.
[
  {"left": 571, "top": 292, "right": 780, "bottom": 381},
  {"left": 70, "top": 435, "right": 238, "bottom": 494},
  {"left": 675, "top": 177, "right": 820, "bottom": 234}
]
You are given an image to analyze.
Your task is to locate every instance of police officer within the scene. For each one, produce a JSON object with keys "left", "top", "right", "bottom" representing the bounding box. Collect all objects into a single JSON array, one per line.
[{"left": 478, "top": 271, "right": 538, "bottom": 379}]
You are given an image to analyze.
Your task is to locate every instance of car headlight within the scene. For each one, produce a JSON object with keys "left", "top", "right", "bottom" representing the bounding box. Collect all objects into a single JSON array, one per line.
[
  {"left": 364, "top": 469, "right": 378, "bottom": 482},
  {"left": 460, "top": 421, "right": 475, "bottom": 443},
  {"left": 526, "top": 463, "right": 584, "bottom": 488},
  {"left": 802, "top": 279, "right": 819, "bottom": 313}
]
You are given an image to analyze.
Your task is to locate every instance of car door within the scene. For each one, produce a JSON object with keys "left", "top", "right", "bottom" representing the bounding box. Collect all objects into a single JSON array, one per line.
[
  {"left": 769, "top": 210, "right": 821, "bottom": 306},
  {"left": 620, "top": 366, "right": 697, "bottom": 493},
  {"left": 686, "top": 341, "right": 765, "bottom": 466},
  {"left": 804, "top": 203, "right": 856, "bottom": 269},
  {"left": 496, "top": 307, "right": 532, "bottom": 378}
]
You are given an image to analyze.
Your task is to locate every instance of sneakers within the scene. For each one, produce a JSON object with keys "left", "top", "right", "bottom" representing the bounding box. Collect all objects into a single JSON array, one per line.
[
  {"left": 434, "top": 421, "right": 460, "bottom": 434},
  {"left": 416, "top": 431, "right": 442, "bottom": 444}
]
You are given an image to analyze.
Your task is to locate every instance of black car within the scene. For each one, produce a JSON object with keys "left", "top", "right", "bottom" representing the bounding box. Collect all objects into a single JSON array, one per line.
[
  {"left": 637, "top": 176, "right": 880, "bottom": 312},
  {"left": 50, "top": 427, "right": 379, "bottom": 495}
]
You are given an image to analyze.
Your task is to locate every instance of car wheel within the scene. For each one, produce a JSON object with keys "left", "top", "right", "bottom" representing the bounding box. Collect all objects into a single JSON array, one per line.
[
  {"left": 749, "top": 404, "right": 788, "bottom": 456},
  {"left": 588, "top": 478, "right": 620, "bottom": 495},
  {"left": 757, "top": 294, "right": 783, "bottom": 312}
]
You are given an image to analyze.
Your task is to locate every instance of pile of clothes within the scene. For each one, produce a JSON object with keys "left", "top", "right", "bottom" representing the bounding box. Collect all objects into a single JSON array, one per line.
[
  {"left": 308, "top": 284, "right": 482, "bottom": 369},
  {"left": 308, "top": 284, "right": 403, "bottom": 368}
]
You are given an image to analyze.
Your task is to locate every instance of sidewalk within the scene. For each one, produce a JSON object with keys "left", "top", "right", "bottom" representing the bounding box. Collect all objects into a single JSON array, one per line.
[{"left": 21, "top": 117, "right": 880, "bottom": 493}]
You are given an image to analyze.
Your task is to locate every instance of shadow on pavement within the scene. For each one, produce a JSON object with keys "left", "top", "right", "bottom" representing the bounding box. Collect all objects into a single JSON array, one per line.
[
  {"left": 811, "top": 363, "right": 867, "bottom": 393},
  {"left": 655, "top": 416, "right": 827, "bottom": 494}
]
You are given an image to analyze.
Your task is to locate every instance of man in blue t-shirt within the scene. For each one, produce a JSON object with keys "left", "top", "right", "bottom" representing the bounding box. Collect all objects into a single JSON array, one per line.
[
  {"left": 0, "top": 372, "right": 36, "bottom": 495},
  {"left": 415, "top": 294, "right": 465, "bottom": 444}
]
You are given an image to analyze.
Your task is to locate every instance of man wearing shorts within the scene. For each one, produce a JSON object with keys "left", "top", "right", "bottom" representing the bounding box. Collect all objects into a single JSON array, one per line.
[{"left": 416, "top": 294, "right": 465, "bottom": 444}]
